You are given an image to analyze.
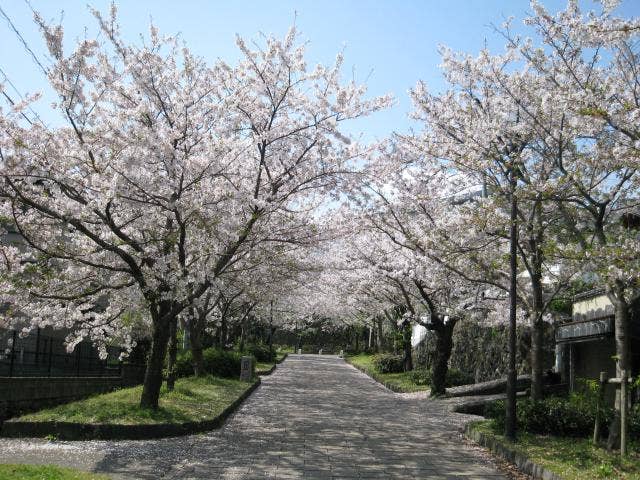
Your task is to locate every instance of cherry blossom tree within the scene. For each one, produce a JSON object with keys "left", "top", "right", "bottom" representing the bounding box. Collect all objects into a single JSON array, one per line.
[
  {"left": 406, "top": 40, "right": 581, "bottom": 404},
  {"left": 0, "top": 7, "right": 391, "bottom": 408},
  {"left": 506, "top": 0, "right": 640, "bottom": 447}
]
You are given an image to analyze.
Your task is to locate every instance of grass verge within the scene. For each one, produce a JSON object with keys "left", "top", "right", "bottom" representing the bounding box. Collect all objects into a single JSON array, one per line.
[
  {"left": 0, "top": 464, "right": 110, "bottom": 480},
  {"left": 256, "top": 351, "right": 288, "bottom": 375},
  {"left": 470, "top": 420, "right": 640, "bottom": 480},
  {"left": 15, "top": 375, "right": 255, "bottom": 425},
  {"left": 344, "top": 353, "right": 428, "bottom": 393}
]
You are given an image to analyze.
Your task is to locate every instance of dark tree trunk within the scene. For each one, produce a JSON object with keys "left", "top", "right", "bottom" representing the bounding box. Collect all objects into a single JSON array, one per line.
[
  {"left": 528, "top": 201, "right": 545, "bottom": 401},
  {"left": 267, "top": 326, "right": 276, "bottom": 357},
  {"left": 189, "top": 310, "right": 205, "bottom": 377},
  {"left": 505, "top": 166, "right": 518, "bottom": 441},
  {"left": 219, "top": 315, "right": 228, "bottom": 349},
  {"left": 376, "top": 317, "right": 384, "bottom": 353},
  {"left": 402, "top": 322, "right": 413, "bottom": 372},
  {"left": 607, "top": 290, "right": 630, "bottom": 450},
  {"left": 430, "top": 319, "right": 456, "bottom": 397},
  {"left": 239, "top": 317, "right": 246, "bottom": 352},
  {"left": 530, "top": 316, "right": 544, "bottom": 401},
  {"left": 166, "top": 315, "right": 178, "bottom": 391},
  {"left": 140, "top": 302, "right": 172, "bottom": 409},
  {"left": 355, "top": 327, "right": 359, "bottom": 352},
  {"left": 384, "top": 311, "right": 399, "bottom": 354}
]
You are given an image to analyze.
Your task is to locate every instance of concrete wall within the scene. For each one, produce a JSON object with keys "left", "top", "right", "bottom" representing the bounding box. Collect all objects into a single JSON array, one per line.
[
  {"left": 573, "top": 294, "right": 613, "bottom": 317},
  {"left": 0, "top": 363, "right": 145, "bottom": 419},
  {"left": 414, "top": 322, "right": 555, "bottom": 383}
]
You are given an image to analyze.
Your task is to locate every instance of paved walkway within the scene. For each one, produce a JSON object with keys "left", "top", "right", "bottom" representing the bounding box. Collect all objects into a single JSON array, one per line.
[{"left": 0, "top": 355, "right": 510, "bottom": 479}]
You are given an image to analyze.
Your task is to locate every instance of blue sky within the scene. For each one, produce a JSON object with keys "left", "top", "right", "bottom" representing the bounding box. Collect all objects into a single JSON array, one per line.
[{"left": 1, "top": 1, "right": 639, "bottom": 140}]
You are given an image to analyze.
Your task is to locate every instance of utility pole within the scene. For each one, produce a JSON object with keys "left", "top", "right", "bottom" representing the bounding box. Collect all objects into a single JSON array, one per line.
[{"left": 505, "top": 162, "right": 518, "bottom": 441}]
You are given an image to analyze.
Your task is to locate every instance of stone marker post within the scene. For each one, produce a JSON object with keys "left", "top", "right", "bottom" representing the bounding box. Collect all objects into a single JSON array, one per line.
[
  {"left": 339, "top": 349, "right": 344, "bottom": 358},
  {"left": 297, "top": 348, "right": 301, "bottom": 355},
  {"left": 240, "top": 356, "right": 254, "bottom": 382}
]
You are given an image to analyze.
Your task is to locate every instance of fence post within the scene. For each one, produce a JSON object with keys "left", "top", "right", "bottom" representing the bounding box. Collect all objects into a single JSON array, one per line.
[
  {"left": 8, "top": 330, "right": 17, "bottom": 377},
  {"left": 47, "top": 337, "right": 53, "bottom": 377},
  {"left": 593, "top": 371, "right": 607, "bottom": 445}
]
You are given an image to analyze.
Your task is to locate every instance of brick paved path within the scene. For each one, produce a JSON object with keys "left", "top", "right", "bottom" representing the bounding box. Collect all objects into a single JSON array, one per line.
[{"left": 0, "top": 355, "right": 508, "bottom": 479}]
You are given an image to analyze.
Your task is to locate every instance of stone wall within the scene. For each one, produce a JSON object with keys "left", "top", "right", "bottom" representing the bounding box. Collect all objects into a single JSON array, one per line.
[
  {"left": 414, "top": 321, "right": 555, "bottom": 383},
  {"left": 0, "top": 363, "right": 146, "bottom": 420}
]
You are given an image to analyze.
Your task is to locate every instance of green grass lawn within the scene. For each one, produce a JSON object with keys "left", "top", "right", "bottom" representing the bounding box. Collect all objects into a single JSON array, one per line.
[
  {"left": 471, "top": 420, "right": 640, "bottom": 479},
  {"left": 256, "top": 351, "right": 288, "bottom": 374},
  {"left": 0, "top": 464, "right": 110, "bottom": 480},
  {"left": 255, "top": 361, "right": 275, "bottom": 373},
  {"left": 344, "top": 354, "right": 429, "bottom": 393},
  {"left": 16, "top": 375, "right": 254, "bottom": 425}
]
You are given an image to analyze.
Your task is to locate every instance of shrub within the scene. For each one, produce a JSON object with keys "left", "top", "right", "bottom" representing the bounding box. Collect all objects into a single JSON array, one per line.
[
  {"left": 486, "top": 394, "right": 615, "bottom": 437},
  {"left": 243, "top": 343, "right": 275, "bottom": 362},
  {"left": 372, "top": 353, "right": 404, "bottom": 373},
  {"left": 629, "top": 403, "right": 640, "bottom": 439},
  {"left": 446, "top": 368, "right": 473, "bottom": 387},
  {"left": 173, "top": 348, "right": 248, "bottom": 378},
  {"left": 409, "top": 368, "right": 431, "bottom": 385},
  {"left": 173, "top": 350, "right": 198, "bottom": 378},
  {"left": 408, "top": 367, "right": 472, "bottom": 387},
  {"left": 204, "top": 348, "right": 245, "bottom": 377}
]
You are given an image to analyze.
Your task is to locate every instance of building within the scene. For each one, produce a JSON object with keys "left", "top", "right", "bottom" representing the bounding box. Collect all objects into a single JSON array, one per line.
[{"left": 555, "top": 288, "right": 640, "bottom": 399}]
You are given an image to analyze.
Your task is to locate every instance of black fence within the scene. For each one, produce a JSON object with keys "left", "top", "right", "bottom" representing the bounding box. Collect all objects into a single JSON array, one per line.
[{"left": 0, "top": 328, "right": 122, "bottom": 377}]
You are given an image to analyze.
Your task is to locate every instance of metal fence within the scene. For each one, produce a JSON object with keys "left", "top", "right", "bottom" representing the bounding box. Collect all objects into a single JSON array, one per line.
[{"left": 0, "top": 328, "right": 122, "bottom": 377}]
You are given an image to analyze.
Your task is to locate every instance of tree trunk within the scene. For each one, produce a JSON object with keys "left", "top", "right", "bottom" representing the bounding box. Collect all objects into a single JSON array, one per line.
[
  {"left": 530, "top": 317, "right": 544, "bottom": 400},
  {"left": 354, "top": 327, "right": 359, "bottom": 352},
  {"left": 430, "top": 319, "right": 456, "bottom": 397},
  {"left": 529, "top": 202, "right": 545, "bottom": 401},
  {"left": 166, "top": 315, "right": 178, "bottom": 391},
  {"left": 140, "top": 303, "right": 172, "bottom": 409},
  {"left": 239, "top": 317, "right": 246, "bottom": 352},
  {"left": 402, "top": 322, "right": 413, "bottom": 372},
  {"left": 505, "top": 166, "right": 518, "bottom": 441},
  {"left": 376, "top": 317, "right": 383, "bottom": 353},
  {"left": 267, "top": 326, "right": 276, "bottom": 358},
  {"left": 189, "top": 310, "right": 205, "bottom": 377},
  {"left": 218, "top": 315, "right": 228, "bottom": 349},
  {"left": 607, "top": 290, "right": 630, "bottom": 450}
]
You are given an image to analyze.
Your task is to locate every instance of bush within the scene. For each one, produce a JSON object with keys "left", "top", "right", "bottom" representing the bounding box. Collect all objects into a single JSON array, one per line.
[
  {"left": 629, "top": 403, "right": 640, "bottom": 439},
  {"left": 174, "top": 348, "right": 248, "bottom": 378},
  {"left": 372, "top": 353, "right": 404, "bottom": 373},
  {"left": 446, "top": 367, "right": 474, "bottom": 387},
  {"left": 408, "top": 367, "right": 472, "bottom": 387},
  {"left": 243, "top": 343, "right": 275, "bottom": 362},
  {"left": 409, "top": 368, "right": 431, "bottom": 385},
  {"left": 174, "top": 350, "right": 195, "bottom": 377},
  {"left": 486, "top": 394, "right": 615, "bottom": 437}
]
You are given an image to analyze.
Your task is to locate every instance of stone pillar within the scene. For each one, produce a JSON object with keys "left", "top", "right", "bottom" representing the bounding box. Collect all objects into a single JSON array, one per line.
[{"left": 240, "top": 356, "right": 254, "bottom": 382}]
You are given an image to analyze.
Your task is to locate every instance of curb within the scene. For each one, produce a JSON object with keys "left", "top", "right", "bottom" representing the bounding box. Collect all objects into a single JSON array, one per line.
[
  {"left": 256, "top": 353, "right": 288, "bottom": 376},
  {"left": 464, "top": 423, "right": 562, "bottom": 480},
  {"left": 0, "top": 377, "right": 261, "bottom": 441},
  {"left": 256, "top": 364, "right": 276, "bottom": 376}
]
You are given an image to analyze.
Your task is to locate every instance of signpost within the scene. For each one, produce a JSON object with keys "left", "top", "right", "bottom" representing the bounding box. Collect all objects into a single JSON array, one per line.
[{"left": 240, "top": 356, "right": 254, "bottom": 382}]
